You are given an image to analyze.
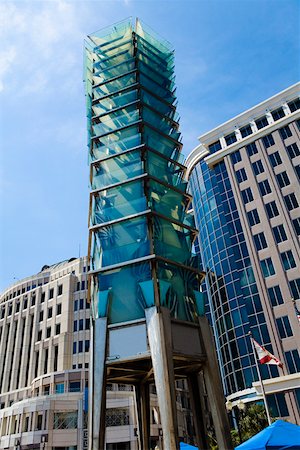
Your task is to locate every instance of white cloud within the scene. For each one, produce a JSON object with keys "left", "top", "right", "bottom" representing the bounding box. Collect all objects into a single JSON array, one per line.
[{"left": 0, "top": 1, "right": 85, "bottom": 96}]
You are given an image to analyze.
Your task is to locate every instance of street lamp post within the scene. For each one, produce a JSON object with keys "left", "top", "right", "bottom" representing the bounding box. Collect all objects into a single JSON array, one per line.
[{"left": 226, "top": 400, "right": 245, "bottom": 444}]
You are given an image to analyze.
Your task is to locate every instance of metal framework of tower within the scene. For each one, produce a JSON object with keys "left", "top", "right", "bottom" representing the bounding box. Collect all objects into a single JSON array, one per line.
[{"left": 84, "top": 18, "right": 232, "bottom": 450}]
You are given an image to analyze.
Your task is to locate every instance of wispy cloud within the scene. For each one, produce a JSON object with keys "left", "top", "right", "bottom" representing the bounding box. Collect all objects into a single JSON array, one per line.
[{"left": 0, "top": 1, "right": 85, "bottom": 96}]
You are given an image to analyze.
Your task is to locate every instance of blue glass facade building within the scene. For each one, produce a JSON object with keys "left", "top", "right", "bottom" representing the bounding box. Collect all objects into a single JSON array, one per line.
[{"left": 187, "top": 85, "right": 300, "bottom": 423}]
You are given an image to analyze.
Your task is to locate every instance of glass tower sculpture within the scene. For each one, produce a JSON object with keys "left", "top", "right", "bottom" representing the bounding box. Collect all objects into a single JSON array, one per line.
[{"left": 84, "top": 19, "right": 232, "bottom": 450}]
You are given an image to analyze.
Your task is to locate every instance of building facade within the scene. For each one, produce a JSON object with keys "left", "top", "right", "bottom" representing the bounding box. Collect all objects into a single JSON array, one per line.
[
  {"left": 186, "top": 83, "right": 300, "bottom": 423},
  {"left": 0, "top": 258, "right": 193, "bottom": 450}
]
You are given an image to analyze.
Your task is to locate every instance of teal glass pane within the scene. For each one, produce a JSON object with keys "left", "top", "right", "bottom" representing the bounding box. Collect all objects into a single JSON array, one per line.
[
  {"left": 93, "top": 72, "right": 137, "bottom": 100},
  {"left": 142, "top": 107, "right": 177, "bottom": 136},
  {"left": 97, "top": 261, "right": 152, "bottom": 323},
  {"left": 141, "top": 89, "right": 179, "bottom": 122},
  {"left": 91, "top": 179, "right": 147, "bottom": 224},
  {"left": 148, "top": 179, "right": 189, "bottom": 220},
  {"left": 140, "top": 74, "right": 175, "bottom": 103},
  {"left": 91, "top": 150, "right": 143, "bottom": 190},
  {"left": 147, "top": 151, "right": 185, "bottom": 190},
  {"left": 92, "top": 105, "right": 139, "bottom": 137},
  {"left": 144, "top": 126, "right": 180, "bottom": 160},
  {"left": 138, "top": 60, "right": 174, "bottom": 90},
  {"left": 94, "top": 58, "right": 136, "bottom": 82},
  {"left": 91, "top": 125, "right": 141, "bottom": 161},
  {"left": 92, "top": 88, "right": 138, "bottom": 116},
  {"left": 153, "top": 216, "right": 193, "bottom": 264},
  {"left": 95, "top": 40, "right": 133, "bottom": 65},
  {"left": 158, "top": 261, "right": 199, "bottom": 322},
  {"left": 92, "top": 216, "right": 150, "bottom": 268}
]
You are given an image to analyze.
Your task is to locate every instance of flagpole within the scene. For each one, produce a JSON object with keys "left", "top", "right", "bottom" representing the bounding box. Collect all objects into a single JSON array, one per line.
[{"left": 248, "top": 332, "right": 272, "bottom": 425}]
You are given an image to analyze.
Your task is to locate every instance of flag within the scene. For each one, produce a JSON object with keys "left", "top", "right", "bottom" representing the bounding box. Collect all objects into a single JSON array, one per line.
[{"left": 251, "top": 337, "right": 283, "bottom": 367}]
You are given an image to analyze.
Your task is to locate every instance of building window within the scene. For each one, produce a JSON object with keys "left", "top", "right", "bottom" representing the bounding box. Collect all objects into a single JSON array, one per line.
[
  {"left": 279, "top": 125, "right": 292, "bottom": 140},
  {"left": 69, "top": 381, "right": 81, "bottom": 392},
  {"left": 48, "top": 307, "right": 53, "bottom": 319},
  {"left": 73, "top": 321, "right": 78, "bottom": 332},
  {"left": 16, "top": 302, "right": 20, "bottom": 313},
  {"left": 41, "top": 292, "right": 45, "bottom": 303},
  {"left": 236, "top": 168, "right": 247, "bottom": 183},
  {"left": 267, "top": 285, "right": 283, "bottom": 307},
  {"left": 225, "top": 132, "right": 237, "bottom": 146},
  {"left": 267, "top": 393, "right": 289, "bottom": 417},
  {"left": 58, "top": 285, "right": 63, "bottom": 296},
  {"left": 79, "top": 319, "right": 84, "bottom": 331},
  {"left": 265, "top": 201, "right": 279, "bottom": 219},
  {"left": 247, "top": 209, "right": 260, "bottom": 226},
  {"left": 273, "top": 224, "right": 287, "bottom": 243},
  {"left": 73, "top": 342, "right": 77, "bottom": 354},
  {"left": 246, "top": 142, "right": 258, "bottom": 156},
  {"left": 78, "top": 341, "right": 83, "bottom": 353},
  {"left": 23, "top": 298, "right": 28, "bottom": 309},
  {"left": 37, "top": 330, "right": 42, "bottom": 341},
  {"left": 39, "top": 311, "right": 44, "bottom": 322},
  {"left": 105, "top": 408, "right": 130, "bottom": 427},
  {"left": 86, "top": 318, "right": 90, "bottom": 329},
  {"left": 276, "top": 316, "right": 293, "bottom": 338},
  {"left": 240, "top": 124, "right": 253, "bottom": 138},
  {"left": 208, "top": 140, "right": 222, "bottom": 153},
  {"left": 241, "top": 187, "right": 253, "bottom": 204},
  {"left": 292, "top": 217, "right": 300, "bottom": 236},
  {"left": 253, "top": 232, "right": 268, "bottom": 251},
  {"left": 289, "top": 278, "right": 300, "bottom": 299},
  {"left": 56, "top": 303, "right": 62, "bottom": 315},
  {"left": 81, "top": 281, "right": 85, "bottom": 291},
  {"left": 85, "top": 340, "right": 90, "bottom": 352},
  {"left": 285, "top": 350, "right": 300, "bottom": 374},
  {"left": 49, "top": 288, "right": 54, "bottom": 299},
  {"left": 252, "top": 160, "right": 264, "bottom": 175},
  {"left": 231, "top": 150, "right": 242, "bottom": 164},
  {"left": 79, "top": 298, "right": 84, "bottom": 309},
  {"left": 288, "top": 98, "right": 300, "bottom": 112},
  {"left": 284, "top": 193, "right": 299, "bottom": 211},
  {"left": 260, "top": 257, "right": 275, "bottom": 277},
  {"left": 269, "top": 151, "right": 282, "bottom": 167},
  {"left": 55, "top": 323, "right": 61, "bottom": 335},
  {"left": 37, "top": 414, "right": 43, "bottom": 431},
  {"left": 53, "top": 411, "right": 78, "bottom": 429},
  {"left": 256, "top": 116, "right": 268, "bottom": 130},
  {"left": 55, "top": 383, "right": 65, "bottom": 394},
  {"left": 258, "top": 179, "right": 272, "bottom": 196},
  {"left": 262, "top": 134, "right": 275, "bottom": 149},
  {"left": 295, "top": 165, "right": 300, "bottom": 181},
  {"left": 31, "top": 294, "right": 36, "bottom": 307},
  {"left": 46, "top": 327, "right": 51, "bottom": 338},
  {"left": 271, "top": 107, "right": 285, "bottom": 121},
  {"left": 286, "top": 143, "right": 300, "bottom": 159},
  {"left": 276, "top": 171, "right": 290, "bottom": 188},
  {"left": 74, "top": 299, "right": 78, "bottom": 311},
  {"left": 280, "top": 250, "right": 296, "bottom": 270}
]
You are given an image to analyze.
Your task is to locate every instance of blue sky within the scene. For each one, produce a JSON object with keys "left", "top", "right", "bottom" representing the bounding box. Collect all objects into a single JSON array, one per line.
[{"left": 0, "top": 0, "right": 299, "bottom": 291}]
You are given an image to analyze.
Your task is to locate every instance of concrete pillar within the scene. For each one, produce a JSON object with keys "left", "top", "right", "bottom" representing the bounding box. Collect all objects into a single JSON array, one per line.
[
  {"left": 135, "top": 382, "right": 150, "bottom": 450},
  {"left": 187, "top": 373, "right": 208, "bottom": 450},
  {"left": 145, "top": 306, "right": 179, "bottom": 450},
  {"left": 198, "top": 316, "right": 233, "bottom": 450}
]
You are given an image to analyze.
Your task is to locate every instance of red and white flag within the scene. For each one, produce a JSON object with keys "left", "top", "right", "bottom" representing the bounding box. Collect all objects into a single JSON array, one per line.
[{"left": 251, "top": 337, "right": 283, "bottom": 367}]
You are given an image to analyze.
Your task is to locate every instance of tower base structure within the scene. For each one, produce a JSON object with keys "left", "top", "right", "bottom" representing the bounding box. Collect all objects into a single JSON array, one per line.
[{"left": 89, "top": 306, "right": 233, "bottom": 450}]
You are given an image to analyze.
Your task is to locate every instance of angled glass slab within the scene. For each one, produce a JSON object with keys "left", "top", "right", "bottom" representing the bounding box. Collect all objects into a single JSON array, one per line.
[
  {"left": 94, "top": 261, "right": 152, "bottom": 323},
  {"left": 93, "top": 72, "right": 137, "bottom": 100},
  {"left": 92, "top": 105, "right": 139, "bottom": 137},
  {"left": 90, "top": 126, "right": 141, "bottom": 161},
  {"left": 91, "top": 179, "right": 147, "bottom": 225},
  {"left": 92, "top": 88, "right": 138, "bottom": 116}
]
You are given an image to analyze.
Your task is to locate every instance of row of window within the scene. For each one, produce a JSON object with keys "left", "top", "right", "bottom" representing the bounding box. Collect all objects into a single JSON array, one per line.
[
  {"left": 208, "top": 102, "right": 300, "bottom": 153},
  {"left": 242, "top": 183, "right": 299, "bottom": 212},
  {"left": 74, "top": 298, "right": 90, "bottom": 311},
  {"left": 38, "top": 304, "right": 61, "bottom": 321},
  {"left": 247, "top": 203, "right": 300, "bottom": 238},
  {"left": 73, "top": 318, "right": 90, "bottom": 332},
  {"left": 37, "top": 323, "right": 61, "bottom": 341},
  {"left": 72, "top": 340, "right": 90, "bottom": 354}
]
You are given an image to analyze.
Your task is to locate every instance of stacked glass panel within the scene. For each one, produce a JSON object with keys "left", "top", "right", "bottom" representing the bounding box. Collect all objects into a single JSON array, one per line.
[{"left": 84, "top": 19, "right": 204, "bottom": 324}]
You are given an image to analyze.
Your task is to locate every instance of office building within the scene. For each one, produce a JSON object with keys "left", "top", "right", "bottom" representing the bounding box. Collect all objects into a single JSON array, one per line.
[
  {"left": 0, "top": 258, "right": 195, "bottom": 450},
  {"left": 186, "top": 83, "right": 300, "bottom": 423}
]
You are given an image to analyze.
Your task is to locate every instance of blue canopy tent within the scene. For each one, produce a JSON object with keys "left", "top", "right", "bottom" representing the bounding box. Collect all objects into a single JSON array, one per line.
[
  {"left": 235, "top": 420, "right": 300, "bottom": 450},
  {"left": 180, "top": 443, "right": 198, "bottom": 449}
]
